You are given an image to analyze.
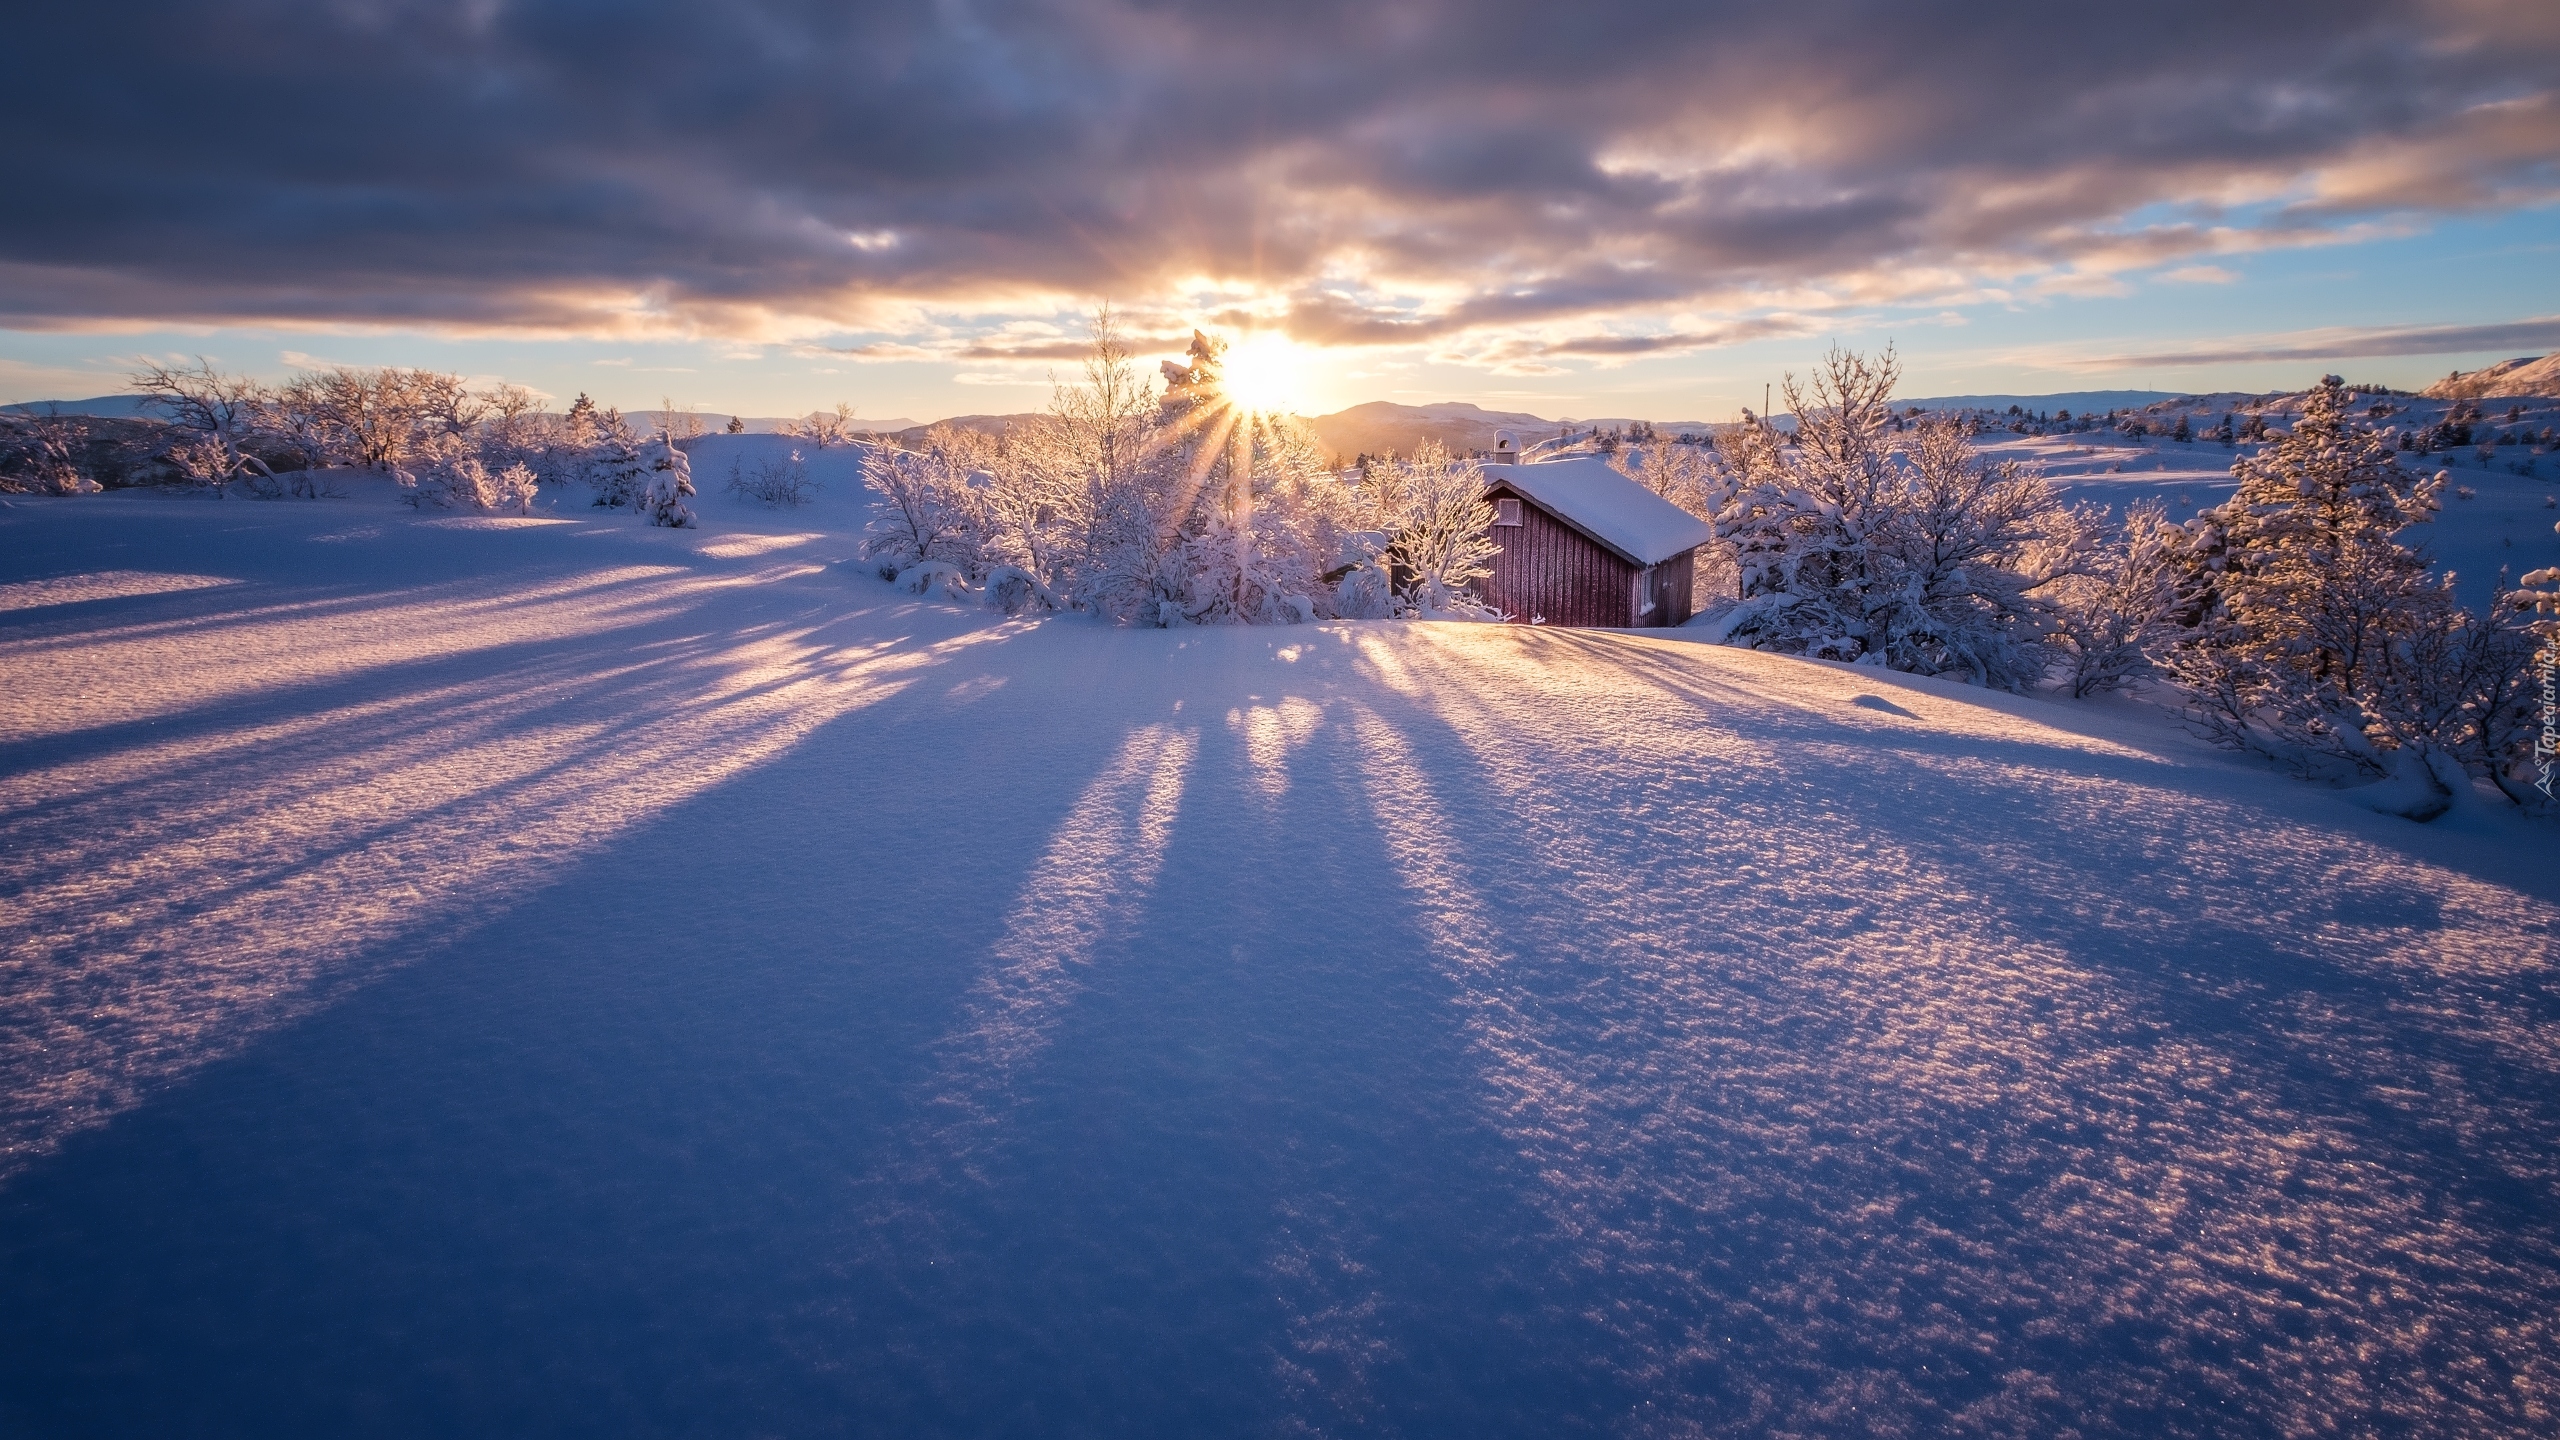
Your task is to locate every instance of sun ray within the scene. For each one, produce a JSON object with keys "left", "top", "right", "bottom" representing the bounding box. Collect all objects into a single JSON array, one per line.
[{"left": 1217, "top": 332, "right": 1313, "bottom": 415}]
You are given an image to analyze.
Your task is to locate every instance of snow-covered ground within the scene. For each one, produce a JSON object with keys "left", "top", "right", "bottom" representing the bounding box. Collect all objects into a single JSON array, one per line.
[
  {"left": 1974, "top": 429, "right": 2560, "bottom": 611},
  {"left": 2, "top": 453, "right": 2557, "bottom": 1436}
]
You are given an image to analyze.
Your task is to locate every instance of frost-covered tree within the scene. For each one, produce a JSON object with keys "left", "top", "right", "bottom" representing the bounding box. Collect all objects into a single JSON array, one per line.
[
  {"left": 1342, "top": 442, "right": 1501, "bottom": 618},
  {"left": 783, "top": 403, "right": 861, "bottom": 447},
  {"left": 862, "top": 426, "right": 990, "bottom": 578},
  {"left": 131, "top": 359, "right": 279, "bottom": 497},
  {"left": 2153, "top": 375, "right": 2537, "bottom": 815},
  {"left": 1692, "top": 348, "right": 2084, "bottom": 688},
  {"left": 475, "top": 384, "right": 555, "bottom": 478},
  {"left": 1151, "top": 332, "right": 1334, "bottom": 625},
  {"left": 1867, "top": 417, "right": 2088, "bottom": 687},
  {"left": 268, "top": 366, "right": 467, "bottom": 474},
  {"left": 652, "top": 398, "right": 704, "bottom": 441},
  {"left": 2052, "top": 501, "right": 2186, "bottom": 696},
  {"left": 998, "top": 318, "right": 1339, "bottom": 626},
  {"left": 1609, "top": 438, "right": 1714, "bottom": 517},
  {"left": 637, "top": 438, "right": 696, "bottom": 527},
  {"left": 0, "top": 410, "right": 102, "bottom": 495},
  {"left": 562, "top": 393, "right": 602, "bottom": 452}
]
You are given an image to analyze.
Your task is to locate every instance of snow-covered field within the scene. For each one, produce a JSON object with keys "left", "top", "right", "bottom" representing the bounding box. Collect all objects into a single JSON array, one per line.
[
  {"left": 1975, "top": 430, "right": 2560, "bottom": 612},
  {"left": 3, "top": 448, "right": 2557, "bottom": 1436}
]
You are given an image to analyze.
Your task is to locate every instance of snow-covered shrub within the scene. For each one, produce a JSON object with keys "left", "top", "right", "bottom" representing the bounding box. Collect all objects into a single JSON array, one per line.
[
  {"left": 637, "top": 438, "right": 696, "bottom": 527},
  {"left": 399, "top": 449, "right": 539, "bottom": 514},
  {"left": 895, "top": 559, "right": 973, "bottom": 600},
  {"left": 726, "top": 449, "right": 814, "bottom": 506},
  {"left": 131, "top": 359, "right": 281, "bottom": 497},
  {"left": 782, "top": 403, "right": 863, "bottom": 447},
  {"left": 979, "top": 564, "right": 1061, "bottom": 615},
  {"left": 2051, "top": 501, "right": 2184, "bottom": 697},
  {"left": 862, "top": 427, "right": 991, "bottom": 578},
  {"left": 1692, "top": 347, "right": 2083, "bottom": 688},
  {"left": 0, "top": 411, "right": 102, "bottom": 495}
]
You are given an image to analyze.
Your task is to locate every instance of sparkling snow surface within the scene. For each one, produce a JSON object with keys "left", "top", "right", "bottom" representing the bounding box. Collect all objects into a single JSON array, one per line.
[{"left": 2, "top": 466, "right": 2557, "bottom": 1437}]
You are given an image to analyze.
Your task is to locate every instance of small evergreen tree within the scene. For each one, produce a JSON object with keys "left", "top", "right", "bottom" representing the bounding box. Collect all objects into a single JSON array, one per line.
[
  {"left": 563, "top": 393, "right": 601, "bottom": 451},
  {"left": 637, "top": 437, "right": 695, "bottom": 527},
  {"left": 588, "top": 408, "right": 644, "bottom": 507}
]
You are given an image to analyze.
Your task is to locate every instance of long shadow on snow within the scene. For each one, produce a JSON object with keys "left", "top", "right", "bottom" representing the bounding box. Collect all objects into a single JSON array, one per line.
[
  {"left": 0, "top": 621, "right": 1615, "bottom": 1439},
  {"left": 1333, "top": 624, "right": 2560, "bottom": 1437}
]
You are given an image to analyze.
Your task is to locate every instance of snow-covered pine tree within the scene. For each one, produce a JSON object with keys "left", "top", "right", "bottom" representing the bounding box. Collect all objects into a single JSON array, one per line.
[
  {"left": 2156, "top": 375, "right": 2523, "bottom": 814},
  {"left": 636, "top": 437, "right": 695, "bottom": 527},
  {"left": 588, "top": 409, "right": 645, "bottom": 508},
  {"left": 563, "top": 393, "right": 601, "bottom": 452}
]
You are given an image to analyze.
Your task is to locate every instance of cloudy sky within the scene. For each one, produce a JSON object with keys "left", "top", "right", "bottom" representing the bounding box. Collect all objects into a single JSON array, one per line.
[{"left": 5, "top": 0, "right": 2556, "bottom": 420}]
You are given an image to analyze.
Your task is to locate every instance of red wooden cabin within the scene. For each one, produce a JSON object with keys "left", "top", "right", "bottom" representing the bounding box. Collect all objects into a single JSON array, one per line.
[{"left": 1477, "top": 454, "right": 1713, "bottom": 627}]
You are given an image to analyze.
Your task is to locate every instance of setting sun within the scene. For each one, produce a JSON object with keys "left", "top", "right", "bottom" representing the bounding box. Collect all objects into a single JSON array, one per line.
[{"left": 1217, "top": 332, "right": 1315, "bottom": 415}]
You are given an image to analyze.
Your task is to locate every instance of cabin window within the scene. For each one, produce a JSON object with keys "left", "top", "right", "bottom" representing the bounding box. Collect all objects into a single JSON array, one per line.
[{"left": 1495, "top": 498, "right": 1523, "bottom": 526}]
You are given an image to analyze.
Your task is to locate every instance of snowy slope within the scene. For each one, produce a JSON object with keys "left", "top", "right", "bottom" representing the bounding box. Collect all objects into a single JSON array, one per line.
[
  {"left": 1, "top": 482, "right": 2556, "bottom": 1436},
  {"left": 1965, "top": 429, "right": 2560, "bottom": 610},
  {"left": 2423, "top": 354, "right": 2560, "bottom": 399}
]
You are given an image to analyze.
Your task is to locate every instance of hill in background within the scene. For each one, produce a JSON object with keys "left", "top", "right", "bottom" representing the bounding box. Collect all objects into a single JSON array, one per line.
[{"left": 2422, "top": 356, "right": 2560, "bottom": 400}]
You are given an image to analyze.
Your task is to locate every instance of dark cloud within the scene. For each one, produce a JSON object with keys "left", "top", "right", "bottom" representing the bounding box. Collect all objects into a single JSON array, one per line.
[{"left": 3, "top": 0, "right": 2554, "bottom": 349}]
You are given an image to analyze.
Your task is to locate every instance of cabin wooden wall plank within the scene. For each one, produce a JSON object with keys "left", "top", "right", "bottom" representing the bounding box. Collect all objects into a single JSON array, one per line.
[
  {"left": 1482, "top": 482, "right": 1637, "bottom": 627},
  {"left": 1643, "top": 551, "right": 1697, "bottom": 627}
]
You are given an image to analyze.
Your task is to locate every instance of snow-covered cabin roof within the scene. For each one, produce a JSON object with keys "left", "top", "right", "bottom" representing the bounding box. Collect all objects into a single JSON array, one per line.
[{"left": 1483, "top": 455, "right": 1713, "bottom": 567}]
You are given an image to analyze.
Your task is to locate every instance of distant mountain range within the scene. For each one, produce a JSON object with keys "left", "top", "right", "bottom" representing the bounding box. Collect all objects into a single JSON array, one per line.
[
  {"left": 1896, "top": 390, "right": 2179, "bottom": 414},
  {"left": 1, "top": 395, "right": 167, "bottom": 419},
  {"left": 29, "top": 376, "right": 2551, "bottom": 461}
]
